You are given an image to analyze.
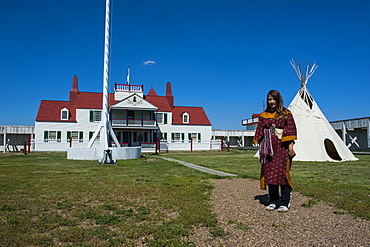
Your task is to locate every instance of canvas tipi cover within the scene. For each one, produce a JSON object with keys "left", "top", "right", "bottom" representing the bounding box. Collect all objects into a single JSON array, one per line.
[{"left": 288, "top": 60, "right": 358, "bottom": 162}]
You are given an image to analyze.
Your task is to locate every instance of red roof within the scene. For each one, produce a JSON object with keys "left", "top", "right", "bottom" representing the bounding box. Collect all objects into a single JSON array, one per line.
[
  {"left": 36, "top": 100, "right": 77, "bottom": 122},
  {"left": 145, "top": 94, "right": 173, "bottom": 112},
  {"left": 36, "top": 92, "right": 119, "bottom": 122},
  {"left": 147, "top": 88, "right": 158, "bottom": 96},
  {"left": 171, "top": 106, "right": 211, "bottom": 125}
]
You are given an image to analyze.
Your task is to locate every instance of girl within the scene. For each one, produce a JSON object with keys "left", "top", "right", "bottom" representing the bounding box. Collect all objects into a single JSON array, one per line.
[{"left": 253, "top": 90, "right": 297, "bottom": 212}]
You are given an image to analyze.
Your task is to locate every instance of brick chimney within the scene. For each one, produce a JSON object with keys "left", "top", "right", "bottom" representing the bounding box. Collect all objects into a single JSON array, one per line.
[
  {"left": 69, "top": 75, "right": 79, "bottom": 102},
  {"left": 166, "top": 82, "right": 174, "bottom": 109}
]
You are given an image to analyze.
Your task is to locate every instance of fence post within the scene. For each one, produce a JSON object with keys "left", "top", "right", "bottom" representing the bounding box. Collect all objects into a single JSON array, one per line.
[
  {"left": 23, "top": 141, "right": 27, "bottom": 155},
  {"left": 227, "top": 141, "right": 230, "bottom": 152},
  {"left": 28, "top": 136, "right": 31, "bottom": 153},
  {"left": 157, "top": 137, "right": 161, "bottom": 153},
  {"left": 69, "top": 137, "right": 72, "bottom": 148},
  {"left": 221, "top": 138, "right": 224, "bottom": 151},
  {"left": 190, "top": 138, "right": 193, "bottom": 152}
]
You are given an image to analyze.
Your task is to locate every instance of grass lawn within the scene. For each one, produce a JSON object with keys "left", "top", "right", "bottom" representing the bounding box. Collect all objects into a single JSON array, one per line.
[
  {"left": 0, "top": 150, "right": 369, "bottom": 246},
  {"left": 0, "top": 152, "right": 220, "bottom": 246}
]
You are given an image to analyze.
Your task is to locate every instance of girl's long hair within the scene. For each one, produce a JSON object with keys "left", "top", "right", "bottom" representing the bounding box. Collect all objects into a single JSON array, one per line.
[{"left": 265, "top": 89, "right": 287, "bottom": 118}]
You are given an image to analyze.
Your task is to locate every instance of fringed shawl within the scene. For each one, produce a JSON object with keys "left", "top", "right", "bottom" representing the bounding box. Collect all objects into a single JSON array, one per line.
[{"left": 259, "top": 128, "right": 273, "bottom": 164}]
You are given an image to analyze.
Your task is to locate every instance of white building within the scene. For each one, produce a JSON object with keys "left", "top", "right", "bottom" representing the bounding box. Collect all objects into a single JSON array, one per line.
[
  {"left": 34, "top": 76, "right": 212, "bottom": 152},
  {"left": 0, "top": 125, "right": 34, "bottom": 153},
  {"left": 330, "top": 117, "right": 370, "bottom": 151}
]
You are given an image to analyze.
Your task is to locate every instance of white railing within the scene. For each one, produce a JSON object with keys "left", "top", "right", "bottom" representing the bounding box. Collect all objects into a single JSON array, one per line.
[
  {"left": 30, "top": 139, "right": 224, "bottom": 152},
  {"left": 159, "top": 139, "right": 222, "bottom": 152},
  {"left": 242, "top": 118, "right": 259, "bottom": 125},
  {"left": 111, "top": 119, "right": 156, "bottom": 126},
  {"left": 115, "top": 84, "right": 143, "bottom": 92},
  {"left": 32, "top": 139, "right": 101, "bottom": 151}
]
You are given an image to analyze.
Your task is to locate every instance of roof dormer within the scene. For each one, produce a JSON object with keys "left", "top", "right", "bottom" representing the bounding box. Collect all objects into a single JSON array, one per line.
[
  {"left": 182, "top": 112, "right": 189, "bottom": 123},
  {"left": 61, "top": 108, "right": 69, "bottom": 120}
]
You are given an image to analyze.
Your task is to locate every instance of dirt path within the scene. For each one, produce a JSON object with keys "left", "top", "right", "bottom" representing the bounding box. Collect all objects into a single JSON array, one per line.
[{"left": 189, "top": 178, "right": 370, "bottom": 246}]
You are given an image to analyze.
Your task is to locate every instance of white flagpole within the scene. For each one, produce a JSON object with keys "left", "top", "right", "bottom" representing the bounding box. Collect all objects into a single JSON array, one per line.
[
  {"left": 127, "top": 67, "right": 130, "bottom": 85},
  {"left": 100, "top": 0, "right": 111, "bottom": 151},
  {"left": 87, "top": 0, "right": 120, "bottom": 154}
]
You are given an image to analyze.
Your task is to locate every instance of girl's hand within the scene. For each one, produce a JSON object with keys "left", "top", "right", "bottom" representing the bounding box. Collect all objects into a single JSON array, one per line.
[{"left": 288, "top": 142, "right": 296, "bottom": 157}]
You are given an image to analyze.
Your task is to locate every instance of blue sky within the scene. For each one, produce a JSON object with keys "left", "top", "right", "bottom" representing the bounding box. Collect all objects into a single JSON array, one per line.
[{"left": 1, "top": 0, "right": 369, "bottom": 130}]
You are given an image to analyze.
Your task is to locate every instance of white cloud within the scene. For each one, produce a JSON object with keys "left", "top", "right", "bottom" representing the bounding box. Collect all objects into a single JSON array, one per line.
[{"left": 143, "top": 60, "right": 156, "bottom": 66}]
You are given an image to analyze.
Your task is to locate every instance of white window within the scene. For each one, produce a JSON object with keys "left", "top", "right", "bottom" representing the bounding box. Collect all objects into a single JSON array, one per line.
[
  {"left": 172, "top": 133, "right": 185, "bottom": 142},
  {"left": 43, "top": 131, "right": 61, "bottom": 142},
  {"left": 89, "top": 110, "right": 102, "bottom": 122},
  {"left": 61, "top": 108, "right": 69, "bottom": 120},
  {"left": 67, "top": 131, "right": 83, "bottom": 142},
  {"left": 156, "top": 112, "right": 169, "bottom": 124},
  {"left": 49, "top": 131, "right": 57, "bottom": 140},
  {"left": 156, "top": 113, "right": 163, "bottom": 124},
  {"left": 71, "top": 131, "right": 79, "bottom": 140},
  {"left": 188, "top": 133, "right": 201, "bottom": 142},
  {"left": 94, "top": 111, "right": 101, "bottom": 121},
  {"left": 183, "top": 112, "right": 189, "bottom": 123},
  {"left": 190, "top": 133, "right": 197, "bottom": 140},
  {"left": 174, "top": 133, "right": 181, "bottom": 141}
]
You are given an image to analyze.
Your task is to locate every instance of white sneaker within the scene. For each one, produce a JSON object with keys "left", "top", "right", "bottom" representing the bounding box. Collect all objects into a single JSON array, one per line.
[
  {"left": 277, "top": 206, "right": 289, "bottom": 212},
  {"left": 265, "top": 204, "right": 276, "bottom": 211}
]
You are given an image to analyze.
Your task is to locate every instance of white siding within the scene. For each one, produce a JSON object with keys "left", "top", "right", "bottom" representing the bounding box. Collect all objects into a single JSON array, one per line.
[{"left": 35, "top": 109, "right": 102, "bottom": 151}]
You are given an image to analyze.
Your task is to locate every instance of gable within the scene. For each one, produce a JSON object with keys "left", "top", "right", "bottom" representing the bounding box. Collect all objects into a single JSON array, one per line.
[{"left": 110, "top": 94, "right": 158, "bottom": 111}]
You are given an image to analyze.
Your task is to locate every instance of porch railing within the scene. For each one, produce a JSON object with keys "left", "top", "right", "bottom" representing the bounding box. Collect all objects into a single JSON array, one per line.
[
  {"left": 112, "top": 119, "right": 156, "bottom": 126},
  {"left": 115, "top": 84, "right": 143, "bottom": 92}
]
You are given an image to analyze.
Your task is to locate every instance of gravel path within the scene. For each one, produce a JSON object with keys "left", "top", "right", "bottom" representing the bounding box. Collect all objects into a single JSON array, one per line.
[{"left": 189, "top": 178, "right": 370, "bottom": 246}]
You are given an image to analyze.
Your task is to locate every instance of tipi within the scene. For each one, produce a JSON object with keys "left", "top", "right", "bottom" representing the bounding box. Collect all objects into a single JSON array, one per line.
[{"left": 288, "top": 60, "right": 358, "bottom": 162}]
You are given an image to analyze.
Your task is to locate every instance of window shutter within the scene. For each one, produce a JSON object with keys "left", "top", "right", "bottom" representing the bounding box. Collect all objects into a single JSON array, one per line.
[
  {"left": 164, "top": 133, "right": 167, "bottom": 140},
  {"left": 89, "top": 110, "right": 94, "bottom": 122},
  {"left": 57, "top": 131, "right": 61, "bottom": 142},
  {"left": 79, "top": 131, "right": 83, "bottom": 142},
  {"left": 67, "top": 131, "right": 71, "bottom": 142},
  {"left": 44, "top": 131, "right": 48, "bottom": 142},
  {"left": 198, "top": 133, "right": 201, "bottom": 143},
  {"left": 181, "top": 133, "right": 185, "bottom": 142},
  {"left": 171, "top": 133, "right": 174, "bottom": 141},
  {"left": 89, "top": 131, "right": 93, "bottom": 140},
  {"left": 164, "top": 113, "right": 168, "bottom": 124},
  {"left": 188, "top": 133, "right": 191, "bottom": 140}
]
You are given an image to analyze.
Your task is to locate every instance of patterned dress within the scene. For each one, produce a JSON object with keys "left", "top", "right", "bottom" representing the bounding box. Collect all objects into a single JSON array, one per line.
[{"left": 253, "top": 110, "right": 297, "bottom": 190}]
